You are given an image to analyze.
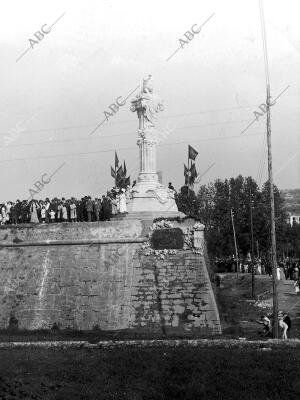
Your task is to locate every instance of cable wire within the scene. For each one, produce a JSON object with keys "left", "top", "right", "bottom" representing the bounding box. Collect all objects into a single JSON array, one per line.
[
  {"left": 0, "top": 105, "right": 260, "bottom": 137},
  {"left": 0, "top": 132, "right": 263, "bottom": 164},
  {"left": 0, "top": 119, "right": 252, "bottom": 149}
]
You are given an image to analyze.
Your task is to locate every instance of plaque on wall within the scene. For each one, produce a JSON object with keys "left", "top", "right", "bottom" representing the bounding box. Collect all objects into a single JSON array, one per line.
[
  {"left": 193, "top": 230, "right": 203, "bottom": 249},
  {"left": 151, "top": 228, "right": 184, "bottom": 250}
]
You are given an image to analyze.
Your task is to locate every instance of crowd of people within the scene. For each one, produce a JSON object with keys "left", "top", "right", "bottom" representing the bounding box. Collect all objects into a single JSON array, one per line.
[
  {"left": 215, "top": 256, "right": 300, "bottom": 296},
  {"left": 215, "top": 256, "right": 271, "bottom": 274},
  {"left": 215, "top": 255, "right": 300, "bottom": 279},
  {"left": 277, "top": 258, "right": 300, "bottom": 281},
  {"left": 0, "top": 181, "right": 177, "bottom": 225},
  {"left": 0, "top": 187, "right": 131, "bottom": 225}
]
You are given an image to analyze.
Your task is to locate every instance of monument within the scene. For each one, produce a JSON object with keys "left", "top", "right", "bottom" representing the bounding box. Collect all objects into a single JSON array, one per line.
[
  {"left": 0, "top": 78, "right": 221, "bottom": 336},
  {"left": 126, "top": 75, "right": 183, "bottom": 217}
]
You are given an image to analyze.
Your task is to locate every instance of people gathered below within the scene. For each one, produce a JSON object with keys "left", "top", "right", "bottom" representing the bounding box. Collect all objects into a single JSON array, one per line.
[
  {"left": 0, "top": 186, "right": 133, "bottom": 225},
  {"left": 214, "top": 255, "right": 299, "bottom": 279}
]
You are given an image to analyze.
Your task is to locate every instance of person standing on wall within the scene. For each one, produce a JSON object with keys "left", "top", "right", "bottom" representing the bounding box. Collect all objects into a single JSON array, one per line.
[
  {"left": 94, "top": 198, "right": 101, "bottom": 222},
  {"left": 70, "top": 199, "right": 77, "bottom": 222},
  {"left": 86, "top": 196, "right": 94, "bottom": 222}
]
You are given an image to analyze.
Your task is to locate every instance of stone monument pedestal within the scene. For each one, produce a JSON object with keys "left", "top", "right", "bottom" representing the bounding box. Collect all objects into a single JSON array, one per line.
[{"left": 127, "top": 179, "right": 178, "bottom": 213}]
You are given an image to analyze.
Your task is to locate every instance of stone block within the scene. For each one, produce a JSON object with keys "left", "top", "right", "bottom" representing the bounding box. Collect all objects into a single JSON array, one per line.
[{"left": 174, "top": 305, "right": 185, "bottom": 314}]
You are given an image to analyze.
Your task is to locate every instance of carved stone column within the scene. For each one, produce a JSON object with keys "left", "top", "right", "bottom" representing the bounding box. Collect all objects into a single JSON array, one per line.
[{"left": 137, "top": 128, "right": 159, "bottom": 183}]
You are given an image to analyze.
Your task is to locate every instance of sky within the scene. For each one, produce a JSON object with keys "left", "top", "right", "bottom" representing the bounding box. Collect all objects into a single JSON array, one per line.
[{"left": 0, "top": 0, "right": 299, "bottom": 201}]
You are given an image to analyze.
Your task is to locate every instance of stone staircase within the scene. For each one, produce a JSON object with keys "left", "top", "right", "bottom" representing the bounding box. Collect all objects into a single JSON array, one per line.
[{"left": 278, "top": 279, "right": 300, "bottom": 338}]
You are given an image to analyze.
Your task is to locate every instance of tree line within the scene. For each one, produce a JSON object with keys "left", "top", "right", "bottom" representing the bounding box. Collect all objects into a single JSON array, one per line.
[{"left": 176, "top": 175, "right": 300, "bottom": 259}]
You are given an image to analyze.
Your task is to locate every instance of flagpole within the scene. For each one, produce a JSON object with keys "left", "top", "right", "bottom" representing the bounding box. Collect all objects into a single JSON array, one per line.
[
  {"left": 250, "top": 188, "right": 255, "bottom": 298},
  {"left": 115, "top": 151, "right": 117, "bottom": 188},
  {"left": 187, "top": 148, "right": 190, "bottom": 205},
  {"left": 231, "top": 209, "right": 239, "bottom": 277},
  {"left": 188, "top": 159, "right": 190, "bottom": 190},
  {"left": 259, "top": 0, "right": 278, "bottom": 338}
]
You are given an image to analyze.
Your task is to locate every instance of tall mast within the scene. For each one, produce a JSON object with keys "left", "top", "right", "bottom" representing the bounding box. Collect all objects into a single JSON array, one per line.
[{"left": 260, "top": 0, "right": 278, "bottom": 337}]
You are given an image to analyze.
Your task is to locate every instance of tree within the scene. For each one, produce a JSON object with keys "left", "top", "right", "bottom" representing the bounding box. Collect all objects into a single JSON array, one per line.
[
  {"left": 190, "top": 175, "right": 290, "bottom": 260},
  {"left": 260, "top": 181, "right": 287, "bottom": 257},
  {"left": 279, "top": 221, "right": 300, "bottom": 258},
  {"left": 196, "top": 183, "right": 215, "bottom": 229},
  {"left": 176, "top": 185, "right": 199, "bottom": 217}
]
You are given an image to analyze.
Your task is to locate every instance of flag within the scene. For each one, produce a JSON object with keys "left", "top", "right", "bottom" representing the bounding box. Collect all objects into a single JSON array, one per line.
[
  {"left": 111, "top": 166, "right": 116, "bottom": 178},
  {"left": 115, "top": 151, "right": 119, "bottom": 169},
  {"left": 123, "top": 160, "right": 127, "bottom": 176},
  {"left": 188, "top": 145, "right": 198, "bottom": 160},
  {"left": 117, "top": 165, "right": 124, "bottom": 177},
  {"left": 125, "top": 176, "right": 130, "bottom": 187},
  {"left": 116, "top": 165, "right": 124, "bottom": 187},
  {"left": 184, "top": 164, "right": 189, "bottom": 185},
  {"left": 189, "top": 163, "right": 197, "bottom": 186},
  {"left": 190, "top": 163, "right": 198, "bottom": 179},
  {"left": 184, "top": 164, "right": 188, "bottom": 177},
  {"left": 189, "top": 175, "right": 195, "bottom": 186}
]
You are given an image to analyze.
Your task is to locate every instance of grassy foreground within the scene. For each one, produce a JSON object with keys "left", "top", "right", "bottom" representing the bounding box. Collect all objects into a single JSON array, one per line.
[{"left": 0, "top": 346, "right": 299, "bottom": 400}]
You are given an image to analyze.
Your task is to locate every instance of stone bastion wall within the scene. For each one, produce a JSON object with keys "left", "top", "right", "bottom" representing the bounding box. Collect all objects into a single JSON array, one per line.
[{"left": 0, "top": 219, "right": 221, "bottom": 335}]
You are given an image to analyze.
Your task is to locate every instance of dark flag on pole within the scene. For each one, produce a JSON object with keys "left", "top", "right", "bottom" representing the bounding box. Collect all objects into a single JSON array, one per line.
[
  {"left": 115, "top": 151, "right": 119, "bottom": 169},
  {"left": 184, "top": 164, "right": 188, "bottom": 176},
  {"left": 111, "top": 166, "right": 116, "bottom": 178},
  {"left": 125, "top": 176, "right": 131, "bottom": 187},
  {"left": 116, "top": 166, "right": 124, "bottom": 188},
  {"left": 190, "top": 163, "right": 198, "bottom": 179},
  {"left": 189, "top": 162, "right": 198, "bottom": 185},
  {"left": 117, "top": 165, "right": 123, "bottom": 177},
  {"left": 112, "top": 154, "right": 130, "bottom": 188},
  {"left": 188, "top": 145, "right": 198, "bottom": 161},
  {"left": 184, "top": 164, "right": 189, "bottom": 185}
]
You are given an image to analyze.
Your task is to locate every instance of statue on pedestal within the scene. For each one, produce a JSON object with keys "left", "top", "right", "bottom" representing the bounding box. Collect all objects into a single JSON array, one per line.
[{"left": 126, "top": 75, "right": 181, "bottom": 215}]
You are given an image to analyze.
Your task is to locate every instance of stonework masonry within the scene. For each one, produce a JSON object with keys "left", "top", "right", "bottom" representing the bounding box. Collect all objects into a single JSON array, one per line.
[{"left": 0, "top": 221, "right": 221, "bottom": 335}]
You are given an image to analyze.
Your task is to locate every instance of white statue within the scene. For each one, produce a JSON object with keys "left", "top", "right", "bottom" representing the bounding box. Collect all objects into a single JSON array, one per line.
[
  {"left": 131, "top": 75, "right": 164, "bottom": 129},
  {"left": 127, "top": 75, "right": 180, "bottom": 214}
]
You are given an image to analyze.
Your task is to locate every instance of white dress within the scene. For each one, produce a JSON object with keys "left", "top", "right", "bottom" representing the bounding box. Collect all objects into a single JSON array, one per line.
[
  {"left": 1, "top": 206, "right": 6, "bottom": 220},
  {"left": 30, "top": 203, "right": 39, "bottom": 223},
  {"left": 119, "top": 193, "right": 127, "bottom": 213},
  {"left": 62, "top": 206, "right": 68, "bottom": 220},
  {"left": 70, "top": 203, "right": 77, "bottom": 219}
]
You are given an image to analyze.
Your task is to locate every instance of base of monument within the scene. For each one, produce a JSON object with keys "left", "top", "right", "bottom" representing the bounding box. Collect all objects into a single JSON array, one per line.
[
  {"left": 111, "top": 210, "right": 186, "bottom": 221},
  {"left": 126, "top": 180, "right": 179, "bottom": 215}
]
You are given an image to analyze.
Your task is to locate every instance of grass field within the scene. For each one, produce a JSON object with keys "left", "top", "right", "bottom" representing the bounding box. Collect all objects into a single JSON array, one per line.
[{"left": 0, "top": 346, "right": 299, "bottom": 400}]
